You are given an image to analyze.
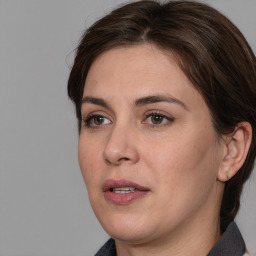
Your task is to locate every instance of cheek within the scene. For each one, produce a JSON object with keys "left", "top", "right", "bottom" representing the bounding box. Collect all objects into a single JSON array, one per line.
[
  {"left": 78, "top": 136, "right": 103, "bottom": 189},
  {"left": 146, "top": 131, "right": 221, "bottom": 221},
  {"left": 145, "top": 126, "right": 220, "bottom": 191}
]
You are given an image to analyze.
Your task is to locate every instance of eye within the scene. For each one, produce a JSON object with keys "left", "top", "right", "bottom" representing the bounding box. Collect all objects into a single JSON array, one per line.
[
  {"left": 143, "top": 112, "right": 174, "bottom": 126},
  {"left": 83, "top": 114, "right": 111, "bottom": 128},
  {"left": 149, "top": 115, "right": 165, "bottom": 124}
]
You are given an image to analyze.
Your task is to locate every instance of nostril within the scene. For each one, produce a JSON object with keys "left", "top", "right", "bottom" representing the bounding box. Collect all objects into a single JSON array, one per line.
[
  {"left": 104, "top": 156, "right": 130, "bottom": 165},
  {"left": 118, "top": 157, "right": 130, "bottom": 162},
  {"left": 105, "top": 158, "right": 112, "bottom": 165},
  {"left": 117, "top": 157, "right": 130, "bottom": 163}
]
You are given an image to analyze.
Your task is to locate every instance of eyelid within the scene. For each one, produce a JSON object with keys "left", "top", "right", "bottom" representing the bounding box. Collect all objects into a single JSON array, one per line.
[
  {"left": 144, "top": 110, "right": 174, "bottom": 119},
  {"left": 82, "top": 110, "right": 112, "bottom": 120},
  {"left": 142, "top": 110, "right": 175, "bottom": 126},
  {"left": 82, "top": 111, "right": 113, "bottom": 129}
]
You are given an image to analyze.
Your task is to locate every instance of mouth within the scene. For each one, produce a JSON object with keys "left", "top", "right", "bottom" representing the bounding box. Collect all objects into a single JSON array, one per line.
[
  {"left": 103, "top": 179, "right": 150, "bottom": 204},
  {"left": 111, "top": 187, "right": 138, "bottom": 193}
]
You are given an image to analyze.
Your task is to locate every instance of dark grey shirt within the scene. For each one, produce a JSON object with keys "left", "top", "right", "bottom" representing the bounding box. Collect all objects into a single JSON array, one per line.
[{"left": 95, "top": 220, "right": 245, "bottom": 256}]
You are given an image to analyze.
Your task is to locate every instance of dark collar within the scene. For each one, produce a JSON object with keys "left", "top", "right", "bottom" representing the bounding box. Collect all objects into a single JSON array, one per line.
[
  {"left": 207, "top": 220, "right": 246, "bottom": 256},
  {"left": 95, "top": 221, "right": 245, "bottom": 256},
  {"left": 95, "top": 238, "right": 116, "bottom": 256}
]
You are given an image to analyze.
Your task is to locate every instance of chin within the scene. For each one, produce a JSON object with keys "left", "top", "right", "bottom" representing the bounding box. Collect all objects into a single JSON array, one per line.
[
  {"left": 106, "top": 226, "right": 155, "bottom": 244},
  {"left": 97, "top": 211, "right": 156, "bottom": 243}
]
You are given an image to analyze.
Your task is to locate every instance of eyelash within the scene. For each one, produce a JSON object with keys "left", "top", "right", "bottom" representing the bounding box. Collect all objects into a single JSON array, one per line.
[
  {"left": 82, "top": 113, "right": 111, "bottom": 129},
  {"left": 82, "top": 111, "right": 175, "bottom": 129},
  {"left": 143, "top": 111, "right": 175, "bottom": 127}
]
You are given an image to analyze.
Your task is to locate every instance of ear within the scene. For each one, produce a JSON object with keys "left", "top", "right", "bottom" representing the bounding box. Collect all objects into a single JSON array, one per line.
[{"left": 217, "top": 122, "right": 252, "bottom": 182}]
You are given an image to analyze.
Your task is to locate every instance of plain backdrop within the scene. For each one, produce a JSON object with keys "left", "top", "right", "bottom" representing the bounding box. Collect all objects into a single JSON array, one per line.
[{"left": 0, "top": 0, "right": 255, "bottom": 255}]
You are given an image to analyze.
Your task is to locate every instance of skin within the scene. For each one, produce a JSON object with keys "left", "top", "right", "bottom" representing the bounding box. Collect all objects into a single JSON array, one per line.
[{"left": 78, "top": 44, "right": 246, "bottom": 256}]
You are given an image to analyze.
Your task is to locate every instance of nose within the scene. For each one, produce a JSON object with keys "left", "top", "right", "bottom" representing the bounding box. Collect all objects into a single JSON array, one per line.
[{"left": 103, "top": 124, "right": 139, "bottom": 165}]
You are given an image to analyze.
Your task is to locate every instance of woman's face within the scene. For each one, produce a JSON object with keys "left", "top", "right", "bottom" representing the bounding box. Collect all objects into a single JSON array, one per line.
[{"left": 79, "top": 44, "right": 225, "bottom": 244}]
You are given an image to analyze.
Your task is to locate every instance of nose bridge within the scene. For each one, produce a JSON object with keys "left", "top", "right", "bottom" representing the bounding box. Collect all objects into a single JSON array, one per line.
[{"left": 103, "top": 120, "right": 139, "bottom": 165}]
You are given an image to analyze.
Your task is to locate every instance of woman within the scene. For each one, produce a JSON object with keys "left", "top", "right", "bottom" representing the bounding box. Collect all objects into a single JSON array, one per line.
[{"left": 67, "top": 1, "right": 256, "bottom": 255}]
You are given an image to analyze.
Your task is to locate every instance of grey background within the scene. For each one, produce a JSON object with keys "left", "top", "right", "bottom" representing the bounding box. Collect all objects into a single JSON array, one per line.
[{"left": 0, "top": 0, "right": 255, "bottom": 255}]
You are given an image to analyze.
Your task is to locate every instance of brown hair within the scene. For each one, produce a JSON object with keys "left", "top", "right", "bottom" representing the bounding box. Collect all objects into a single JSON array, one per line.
[{"left": 67, "top": 0, "right": 256, "bottom": 219}]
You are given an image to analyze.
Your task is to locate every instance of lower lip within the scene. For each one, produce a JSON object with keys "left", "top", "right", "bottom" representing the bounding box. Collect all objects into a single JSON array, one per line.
[{"left": 104, "top": 190, "right": 149, "bottom": 205}]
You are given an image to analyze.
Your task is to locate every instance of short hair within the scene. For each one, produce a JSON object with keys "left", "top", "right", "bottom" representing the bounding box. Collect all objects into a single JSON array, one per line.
[{"left": 67, "top": 0, "right": 256, "bottom": 219}]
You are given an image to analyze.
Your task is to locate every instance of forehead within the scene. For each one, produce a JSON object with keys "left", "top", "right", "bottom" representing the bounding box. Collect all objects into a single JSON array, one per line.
[
  {"left": 86, "top": 45, "right": 174, "bottom": 87},
  {"left": 87, "top": 45, "right": 181, "bottom": 87},
  {"left": 83, "top": 44, "right": 205, "bottom": 110}
]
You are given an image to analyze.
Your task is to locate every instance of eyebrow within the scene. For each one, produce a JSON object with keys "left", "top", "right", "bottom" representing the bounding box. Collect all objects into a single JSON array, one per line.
[
  {"left": 81, "top": 97, "right": 111, "bottom": 109},
  {"left": 81, "top": 95, "right": 188, "bottom": 111},
  {"left": 135, "top": 95, "right": 189, "bottom": 111}
]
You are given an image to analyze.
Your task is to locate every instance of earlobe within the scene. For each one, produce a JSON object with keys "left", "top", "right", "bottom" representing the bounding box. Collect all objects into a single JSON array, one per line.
[{"left": 217, "top": 122, "right": 252, "bottom": 182}]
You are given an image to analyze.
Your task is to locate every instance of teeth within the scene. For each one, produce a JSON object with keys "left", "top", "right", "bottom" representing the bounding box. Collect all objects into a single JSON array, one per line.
[{"left": 112, "top": 187, "right": 136, "bottom": 194}]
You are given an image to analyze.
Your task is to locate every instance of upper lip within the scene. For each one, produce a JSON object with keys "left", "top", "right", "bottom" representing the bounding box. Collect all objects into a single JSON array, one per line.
[{"left": 103, "top": 179, "right": 150, "bottom": 192}]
